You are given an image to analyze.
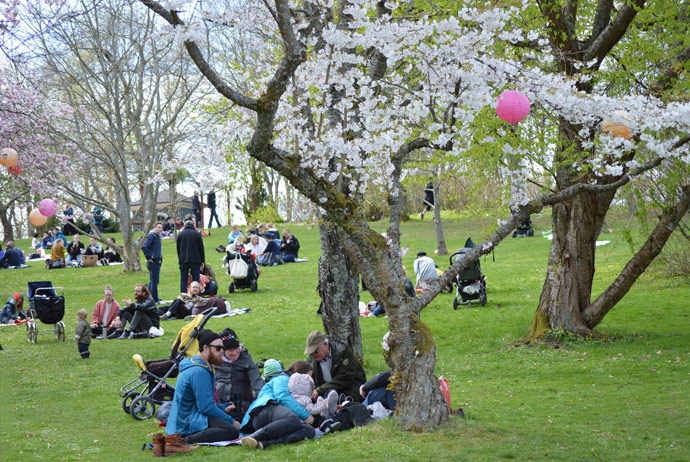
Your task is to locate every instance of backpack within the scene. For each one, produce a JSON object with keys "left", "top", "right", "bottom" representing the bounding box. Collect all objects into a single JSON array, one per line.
[{"left": 332, "top": 402, "right": 372, "bottom": 431}]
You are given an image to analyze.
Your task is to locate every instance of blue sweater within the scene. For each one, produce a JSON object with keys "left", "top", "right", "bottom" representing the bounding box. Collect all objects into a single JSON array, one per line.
[
  {"left": 240, "top": 372, "right": 310, "bottom": 432},
  {"left": 166, "top": 355, "right": 235, "bottom": 436}
]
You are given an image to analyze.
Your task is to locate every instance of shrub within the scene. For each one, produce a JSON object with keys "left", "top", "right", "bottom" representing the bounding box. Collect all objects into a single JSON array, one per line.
[{"left": 246, "top": 205, "right": 284, "bottom": 224}]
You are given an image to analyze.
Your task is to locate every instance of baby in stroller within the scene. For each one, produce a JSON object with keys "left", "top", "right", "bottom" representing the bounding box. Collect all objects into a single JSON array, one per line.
[{"left": 450, "top": 238, "right": 488, "bottom": 308}]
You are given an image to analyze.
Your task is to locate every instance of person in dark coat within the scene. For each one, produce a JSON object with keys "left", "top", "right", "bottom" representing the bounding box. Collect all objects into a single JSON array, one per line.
[
  {"left": 141, "top": 223, "right": 163, "bottom": 302},
  {"left": 108, "top": 284, "right": 160, "bottom": 339},
  {"left": 177, "top": 220, "right": 205, "bottom": 294},
  {"left": 0, "top": 241, "right": 25, "bottom": 267},
  {"left": 305, "top": 331, "right": 366, "bottom": 402},
  {"left": 420, "top": 178, "right": 434, "bottom": 219},
  {"left": 206, "top": 191, "right": 222, "bottom": 228},
  {"left": 191, "top": 192, "right": 202, "bottom": 227},
  {"left": 279, "top": 229, "right": 300, "bottom": 263}
]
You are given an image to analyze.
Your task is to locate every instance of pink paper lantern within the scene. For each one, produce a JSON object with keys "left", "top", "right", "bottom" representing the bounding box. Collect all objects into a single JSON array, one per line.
[
  {"left": 38, "top": 198, "right": 58, "bottom": 217},
  {"left": 495, "top": 90, "right": 531, "bottom": 124}
]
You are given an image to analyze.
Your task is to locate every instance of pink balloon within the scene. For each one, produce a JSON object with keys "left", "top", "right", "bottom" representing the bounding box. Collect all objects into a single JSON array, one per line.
[
  {"left": 496, "top": 90, "right": 531, "bottom": 124},
  {"left": 38, "top": 198, "right": 58, "bottom": 217}
]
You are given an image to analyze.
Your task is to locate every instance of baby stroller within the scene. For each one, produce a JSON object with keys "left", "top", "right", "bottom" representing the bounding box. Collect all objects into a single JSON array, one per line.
[
  {"left": 510, "top": 206, "right": 534, "bottom": 237},
  {"left": 225, "top": 251, "right": 258, "bottom": 293},
  {"left": 26, "top": 281, "right": 66, "bottom": 343},
  {"left": 449, "top": 238, "right": 487, "bottom": 308},
  {"left": 119, "top": 307, "right": 217, "bottom": 420}
]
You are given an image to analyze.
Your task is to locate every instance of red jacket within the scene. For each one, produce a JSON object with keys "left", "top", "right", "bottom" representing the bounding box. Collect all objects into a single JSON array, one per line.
[{"left": 91, "top": 299, "right": 121, "bottom": 327}]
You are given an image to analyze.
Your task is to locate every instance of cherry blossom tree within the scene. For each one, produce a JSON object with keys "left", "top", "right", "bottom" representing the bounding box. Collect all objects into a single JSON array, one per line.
[{"left": 140, "top": 0, "right": 689, "bottom": 429}]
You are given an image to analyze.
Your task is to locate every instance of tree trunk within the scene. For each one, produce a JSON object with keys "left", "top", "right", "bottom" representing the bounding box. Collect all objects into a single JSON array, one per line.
[
  {"left": 433, "top": 182, "right": 447, "bottom": 255},
  {"left": 0, "top": 207, "right": 14, "bottom": 242},
  {"left": 317, "top": 224, "right": 363, "bottom": 363},
  {"left": 116, "top": 187, "right": 142, "bottom": 273}
]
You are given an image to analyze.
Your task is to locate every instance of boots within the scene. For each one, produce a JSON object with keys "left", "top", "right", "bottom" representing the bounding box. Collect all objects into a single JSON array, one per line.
[
  {"left": 164, "top": 433, "right": 199, "bottom": 455},
  {"left": 107, "top": 328, "right": 122, "bottom": 339},
  {"left": 241, "top": 427, "right": 267, "bottom": 450},
  {"left": 152, "top": 433, "right": 165, "bottom": 457}
]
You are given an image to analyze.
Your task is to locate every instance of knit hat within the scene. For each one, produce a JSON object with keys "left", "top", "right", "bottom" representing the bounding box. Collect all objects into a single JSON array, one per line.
[
  {"left": 197, "top": 329, "right": 221, "bottom": 350},
  {"left": 222, "top": 336, "right": 240, "bottom": 350},
  {"left": 416, "top": 251, "right": 427, "bottom": 258},
  {"left": 262, "top": 359, "right": 282, "bottom": 379},
  {"left": 304, "top": 330, "right": 327, "bottom": 355}
]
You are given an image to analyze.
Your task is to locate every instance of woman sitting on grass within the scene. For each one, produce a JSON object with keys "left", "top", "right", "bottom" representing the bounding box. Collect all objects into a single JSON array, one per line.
[
  {"left": 0, "top": 293, "right": 29, "bottom": 324},
  {"left": 90, "top": 285, "right": 121, "bottom": 338},
  {"left": 158, "top": 281, "right": 203, "bottom": 321},
  {"left": 45, "top": 239, "right": 65, "bottom": 269},
  {"left": 108, "top": 284, "right": 159, "bottom": 339}
]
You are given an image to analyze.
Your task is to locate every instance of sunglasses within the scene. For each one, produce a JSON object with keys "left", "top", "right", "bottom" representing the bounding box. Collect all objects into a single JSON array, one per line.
[{"left": 208, "top": 344, "right": 224, "bottom": 352}]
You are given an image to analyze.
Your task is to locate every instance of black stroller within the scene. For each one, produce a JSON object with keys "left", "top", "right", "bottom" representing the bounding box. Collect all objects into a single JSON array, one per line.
[
  {"left": 119, "top": 307, "right": 217, "bottom": 420},
  {"left": 226, "top": 252, "right": 259, "bottom": 293},
  {"left": 510, "top": 206, "right": 534, "bottom": 237},
  {"left": 449, "top": 238, "right": 487, "bottom": 308},
  {"left": 26, "top": 281, "right": 66, "bottom": 343}
]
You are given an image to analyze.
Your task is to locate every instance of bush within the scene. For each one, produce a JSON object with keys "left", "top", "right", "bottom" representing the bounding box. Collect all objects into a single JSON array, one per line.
[
  {"left": 660, "top": 234, "right": 690, "bottom": 281},
  {"left": 102, "top": 217, "right": 120, "bottom": 233},
  {"left": 246, "top": 205, "right": 284, "bottom": 225}
]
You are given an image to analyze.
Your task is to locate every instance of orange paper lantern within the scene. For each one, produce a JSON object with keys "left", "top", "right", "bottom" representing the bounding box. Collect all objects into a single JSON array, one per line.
[
  {"left": 29, "top": 208, "right": 48, "bottom": 227},
  {"left": 0, "top": 148, "right": 18, "bottom": 167},
  {"left": 602, "top": 111, "right": 632, "bottom": 140}
]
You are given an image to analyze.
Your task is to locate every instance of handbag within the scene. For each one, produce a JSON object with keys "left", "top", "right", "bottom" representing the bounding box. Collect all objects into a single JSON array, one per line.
[{"left": 229, "top": 254, "right": 248, "bottom": 279}]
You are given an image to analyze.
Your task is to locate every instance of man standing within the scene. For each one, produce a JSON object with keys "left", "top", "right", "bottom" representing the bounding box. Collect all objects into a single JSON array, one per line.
[
  {"left": 141, "top": 222, "right": 163, "bottom": 303},
  {"left": 279, "top": 229, "right": 300, "bottom": 263},
  {"left": 413, "top": 251, "right": 439, "bottom": 292},
  {"left": 305, "top": 331, "right": 366, "bottom": 402},
  {"left": 177, "top": 219, "right": 205, "bottom": 294},
  {"left": 165, "top": 329, "right": 239, "bottom": 448},
  {"left": 420, "top": 178, "right": 434, "bottom": 219},
  {"left": 191, "top": 191, "right": 202, "bottom": 228},
  {"left": 207, "top": 191, "right": 222, "bottom": 229}
]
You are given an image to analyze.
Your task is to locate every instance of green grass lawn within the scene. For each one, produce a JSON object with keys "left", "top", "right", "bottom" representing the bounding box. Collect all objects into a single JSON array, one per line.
[{"left": 1, "top": 213, "right": 688, "bottom": 461}]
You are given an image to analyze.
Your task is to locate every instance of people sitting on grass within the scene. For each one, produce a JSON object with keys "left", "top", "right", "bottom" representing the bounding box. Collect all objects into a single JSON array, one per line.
[
  {"left": 257, "top": 232, "right": 282, "bottom": 266},
  {"left": 31, "top": 233, "right": 41, "bottom": 250},
  {"left": 413, "top": 251, "right": 439, "bottom": 292},
  {"left": 45, "top": 238, "right": 66, "bottom": 269},
  {"left": 165, "top": 329, "right": 239, "bottom": 447},
  {"left": 66, "top": 234, "right": 85, "bottom": 265},
  {"left": 280, "top": 229, "right": 300, "bottom": 263},
  {"left": 90, "top": 284, "right": 121, "bottom": 339},
  {"left": 246, "top": 234, "right": 266, "bottom": 257},
  {"left": 108, "top": 284, "right": 160, "bottom": 339},
  {"left": 0, "top": 241, "right": 26, "bottom": 268},
  {"left": 159, "top": 281, "right": 204, "bottom": 321},
  {"left": 0, "top": 293, "right": 29, "bottom": 324},
  {"left": 186, "top": 262, "right": 218, "bottom": 296},
  {"left": 305, "top": 330, "right": 367, "bottom": 402},
  {"left": 52, "top": 227, "right": 66, "bottom": 246},
  {"left": 240, "top": 359, "right": 315, "bottom": 450},
  {"left": 215, "top": 328, "right": 265, "bottom": 421},
  {"left": 84, "top": 236, "right": 105, "bottom": 262},
  {"left": 103, "top": 237, "right": 122, "bottom": 263},
  {"left": 41, "top": 231, "right": 54, "bottom": 249},
  {"left": 365, "top": 266, "right": 415, "bottom": 317}
]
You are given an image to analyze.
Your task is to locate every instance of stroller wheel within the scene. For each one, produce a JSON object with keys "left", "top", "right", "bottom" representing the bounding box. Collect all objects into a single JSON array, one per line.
[
  {"left": 480, "top": 292, "right": 487, "bottom": 307},
  {"left": 122, "top": 392, "right": 139, "bottom": 414},
  {"left": 130, "top": 396, "right": 155, "bottom": 420},
  {"left": 453, "top": 298, "right": 459, "bottom": 310},
  {"left": 228, "top": 282, "right": 235, "bottom": 293},
  {"left": 54, "top": 322, "right": 66, "bottom": 341},
  {"left": 26, "top": 324, "right": 33, "bottom": 343},
  {"left": 250, "top": 281, "right": 257, "bottom": 292}
]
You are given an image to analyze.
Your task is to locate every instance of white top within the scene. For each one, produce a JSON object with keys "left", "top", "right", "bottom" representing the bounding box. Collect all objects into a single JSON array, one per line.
[{"left": 413, "top": 256, "right": 439, "bottom": 285}]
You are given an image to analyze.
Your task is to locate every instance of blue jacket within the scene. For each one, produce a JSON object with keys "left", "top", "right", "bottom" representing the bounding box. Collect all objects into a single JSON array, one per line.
[
  {"left": 141, "top": 230, "right": 162, "bottom": 261},
  {"left": 240, "top": 372, "right": 310, "bottom": 432},
  {"left": 166, "top": 355, "right": 235, "bottom": 436},
  {"left": 53, "top": 231, "right": 66, "bottom": 244},
  {"left": 1, "top": 248, "right": 25, "bottom": 267}
]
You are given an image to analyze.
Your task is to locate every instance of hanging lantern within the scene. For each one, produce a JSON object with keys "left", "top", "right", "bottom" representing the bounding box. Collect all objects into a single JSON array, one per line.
[
  {"left": 29, "top": 208, "right": 48, "bottom": 226},
  {"left": 7, "top": 165, "right": 22, "bottom": 175},
  {"left": 496, "top": 90, "right": 531, "bottom": 124},
  {"left": 602, "top": 110, "right": 632, "bottom": 140},
  {"left": 0, "top": 148, "right": 18, "bottom": 167},
  {"left": 38, "top": 198, "right": 58, "bottom": 217}
]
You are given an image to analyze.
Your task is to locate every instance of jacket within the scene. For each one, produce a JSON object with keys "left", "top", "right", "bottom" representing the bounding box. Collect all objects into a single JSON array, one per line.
[
  {"left": 166, "top": 355, "right": 236, "bottom": 436},
  {"left": 2, "top": 247, "right": 25, "bottom": 267},
  {"left": 90, "top": 299, "right": 121, "bottom": 327},
  {"left": 215, "top": 348, "right": 264, "bottom": 411},
  {"left": 280, "top": 235, "right": 300, "bottom": 256},
  {"left": 67, "top": 241, "right": 84, "bottom": 258},
  {"left": 119, "top": 295, "right": 159, "bottom": 329},
  {"left": 308, "top": 338, "right": 367, "bottom": 400},
  {"left": 0, "top": 297, "right": 28, "bottom": 324},
  {"left": 361, "top": 370, "right": 391, "bottom": 394},
  {"left": 288, "top": 373, "right": 327, "bottom": 415},
  {"left": 141, "top": 230, "right": 162, "bottom": 261},
  {"left": 207, "top": 192, "right": 216, "bottom": 208},
  {"left": 240, "top": 372, "right": 310, "bottom": 432},
  {"left": 177, "top": 223, "right": 205, "bottom": 264},
  {"left": 74, "top": 320, "right": 91, "bottom": 345}
]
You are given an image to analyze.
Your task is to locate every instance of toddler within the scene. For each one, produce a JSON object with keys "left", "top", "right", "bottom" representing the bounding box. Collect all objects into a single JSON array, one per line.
[
  {"left": 74, "top": 309, "right": 91, "bottom": 359},
  {"left": 287, "top": 370, "right": 338, "bottom": 419}
]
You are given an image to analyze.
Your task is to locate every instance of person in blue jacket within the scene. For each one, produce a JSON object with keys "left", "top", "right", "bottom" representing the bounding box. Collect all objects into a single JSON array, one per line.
[
  {"left": 240, "top": 359, "right": 315, "bottom": 450},
  {"left": 166, "top": 329, "right": 240, "bottom": 444},
  {"left": 141, "top": 222, "right": 163, "bottom": 303}
]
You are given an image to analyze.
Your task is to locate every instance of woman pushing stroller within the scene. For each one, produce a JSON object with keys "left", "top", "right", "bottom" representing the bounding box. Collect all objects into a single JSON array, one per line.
[{"left": 108, "top": 284, "right": 160, "bottom": 339}]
